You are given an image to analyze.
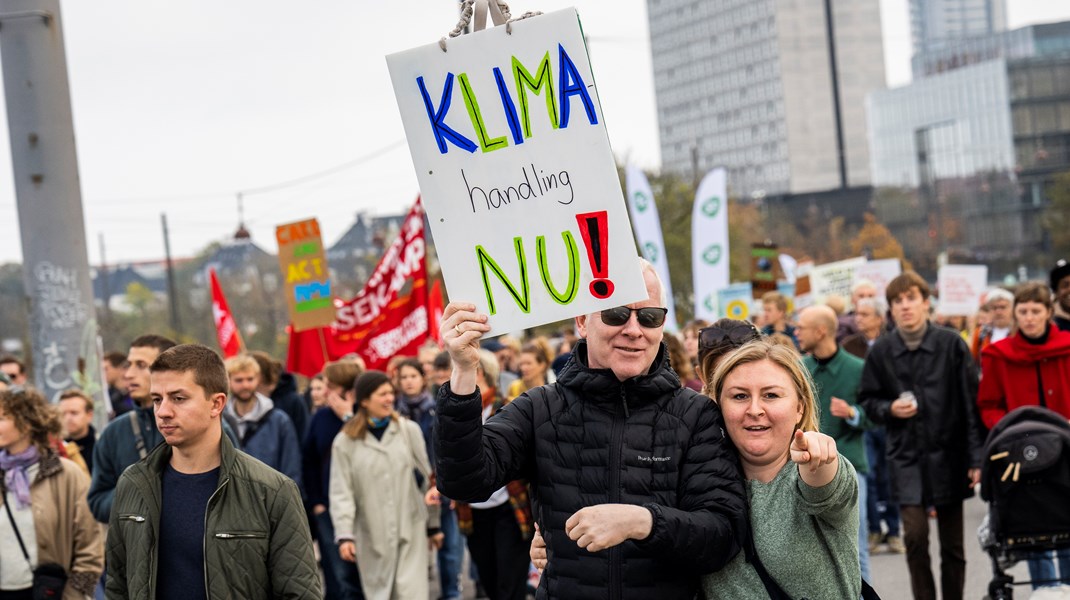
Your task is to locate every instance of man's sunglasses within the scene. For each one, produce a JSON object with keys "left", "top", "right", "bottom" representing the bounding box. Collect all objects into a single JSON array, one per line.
[
  {"left": 599, "top": 306, "right": 669, "bottom": 328},
  {"left": 698, "top": 321, "right": 761, "bottom": 351}
]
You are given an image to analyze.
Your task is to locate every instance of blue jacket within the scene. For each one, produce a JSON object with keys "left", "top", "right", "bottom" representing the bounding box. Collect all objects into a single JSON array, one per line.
[
  {"left": 223, "top": 396, "right": 303, "bottom": 492},
  {"left": 88, "top": 405, "right": 239, "bottom": 523}
]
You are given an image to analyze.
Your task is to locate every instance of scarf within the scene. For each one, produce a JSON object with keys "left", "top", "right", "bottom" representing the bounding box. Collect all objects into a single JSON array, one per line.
[
  {"left": 0, "top": 445, "right": 39, "bottom": 509},
  {"left": 369, "top": 416, "right": 391, "bottom": 429}
]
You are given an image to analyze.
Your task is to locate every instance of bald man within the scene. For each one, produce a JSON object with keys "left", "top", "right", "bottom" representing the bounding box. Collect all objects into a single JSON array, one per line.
[{"left": 797, "top": 305, "right": 872, "bottom": 582}]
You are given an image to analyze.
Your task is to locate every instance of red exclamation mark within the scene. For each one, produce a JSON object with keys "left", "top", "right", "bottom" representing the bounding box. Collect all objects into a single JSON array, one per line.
[{"left": 575, "top": 211, "right": 615, "bottom": 299}]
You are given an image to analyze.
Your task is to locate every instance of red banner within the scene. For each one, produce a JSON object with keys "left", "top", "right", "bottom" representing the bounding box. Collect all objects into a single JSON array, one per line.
[
  {"left": 209, "top": 268, "right": 244, "bottom": 358},
  {"left": 287, "top": 199, "right": 430, "bottom": 376},
  {"left": 428, "top": 279, "right": 444, "bottom": 344}
]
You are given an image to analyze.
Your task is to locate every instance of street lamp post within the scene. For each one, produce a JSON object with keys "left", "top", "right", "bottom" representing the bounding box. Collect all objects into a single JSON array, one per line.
[{"left": 0, "top": 1, "right": 103, "bottom": 421}]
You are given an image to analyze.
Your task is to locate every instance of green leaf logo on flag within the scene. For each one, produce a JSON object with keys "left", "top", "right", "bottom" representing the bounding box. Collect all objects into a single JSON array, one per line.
[
  {"left": 634, "top": 191, "right": 650, "bottom": 213},
  {"left": 702, "top": 196, "right": 721, "bottom": 218},
  {"left": 704, "top": 294, "right": 715, "bottom": 314},
  {"left": 643, "top": 242, "right": 659, "bottom": 263},
  {"left": 703, "top": 244, "right": 722, "bottom": 265}
]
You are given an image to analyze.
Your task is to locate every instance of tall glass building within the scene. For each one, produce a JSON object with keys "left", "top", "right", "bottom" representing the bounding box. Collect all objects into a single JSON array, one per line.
[{"left": 866, "top": 21, "right": 1070, "bottom": 276}]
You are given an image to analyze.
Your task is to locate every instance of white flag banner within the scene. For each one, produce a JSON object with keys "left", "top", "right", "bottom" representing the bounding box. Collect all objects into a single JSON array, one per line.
[
  {"left": 625, "top": 165, "right": 678, "bottom": 331},
  {"left": 692, "top": 168, "right": 729, "bottom": 322}
]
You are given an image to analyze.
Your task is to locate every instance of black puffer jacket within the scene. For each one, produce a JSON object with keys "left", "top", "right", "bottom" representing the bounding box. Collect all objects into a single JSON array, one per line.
[{"left": 436, "top": 341, "right": 746, "bottom": 600}]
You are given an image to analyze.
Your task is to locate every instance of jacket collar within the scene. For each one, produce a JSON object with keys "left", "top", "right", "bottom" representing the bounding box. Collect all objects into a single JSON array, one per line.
[
  {"left": 33, "top": 449, "right": 63, "bottom": 483},
  {"left": 143, "top": 428, "right": 239, "bottom": 481},
  {"left": 984, "top": 326, "right": 1070, "bottom": 363},
  {"left": 557, "top": 339, "right": 680, "bottom": 407},
  {"left": 890, "top": 322, "right": 941, "bottom": 357},
  {"left": 810, "top": 348, "right": 846, "bottom": 378}
]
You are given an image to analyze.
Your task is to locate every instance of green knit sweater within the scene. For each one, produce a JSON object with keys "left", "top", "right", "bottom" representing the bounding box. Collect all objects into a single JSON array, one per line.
[
  {"left": 804, "top": 349, "right": 870, "bottom": 474},
  {"left": 702, "top": 457, "right": 860, "bottom": 600}
]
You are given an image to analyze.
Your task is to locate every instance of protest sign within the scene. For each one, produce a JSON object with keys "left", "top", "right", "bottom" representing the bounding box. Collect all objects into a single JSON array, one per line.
[
  {"left": 809, "top": 257, "right": 866, "bottom": 304},
  {"left": 718, "top": 283, "right": 754, "bottom": 320},
  {"left": 287, "top": 201, "right": 430, "bottom": 376},
  {"left": 276, "top": 218, "right": 335, "bottom": 332},
  {"left": 937, "top": 264, "right": 988, "bottom": 316},
  {"left": 854, "top": 258, "right": 901, "bottom": 304},
  {"left": 387, "top": 8, "right": 647, "bottom": 337},
  {"left": 751, "top": 243, "right": 781, "bottom": 299},
  {"left": 777, "top": 281, "right": 796, "bottom": 314}
]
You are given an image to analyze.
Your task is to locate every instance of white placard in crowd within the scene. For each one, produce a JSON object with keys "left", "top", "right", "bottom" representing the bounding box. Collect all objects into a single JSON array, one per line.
[
  {"left": 809, "top": 257, "right": 867, "bottom": 305},
  {"left": 387, "top": 9, "right": 647, "bottom": 336},
  {"left": 854, "top": 259, "right": 902, "bottom": 305},
  {"left": 937, "top": 264, "right": 989, "bottom": 316}
]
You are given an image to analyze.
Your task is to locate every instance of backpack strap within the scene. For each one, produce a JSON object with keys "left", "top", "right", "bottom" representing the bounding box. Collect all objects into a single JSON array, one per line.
[{"left": 129, "top": 410, "right": 147, "bottom": 460}]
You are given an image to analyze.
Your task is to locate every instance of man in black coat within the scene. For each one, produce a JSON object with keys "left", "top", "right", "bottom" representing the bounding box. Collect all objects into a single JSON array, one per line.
[
  {"left": 859, "top": 272, "right": 984, "bottom": 600},
  {"left": 435, "top": 261, "right": 746, "bottom": 600}
]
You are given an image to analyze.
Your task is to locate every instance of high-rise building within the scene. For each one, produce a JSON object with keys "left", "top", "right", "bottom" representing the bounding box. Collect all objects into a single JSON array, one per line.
[
  {"left": 647, "top": 0, "right": 886, "bottom": 198},
  {"left": 909, "top": 0, "right": 1007, "bottom": 55}
]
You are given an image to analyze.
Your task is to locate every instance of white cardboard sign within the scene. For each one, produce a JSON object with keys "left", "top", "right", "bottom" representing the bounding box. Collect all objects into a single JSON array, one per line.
[
  {"left": 854, "top": 259, "right": 902, "bottom": 305},
  {"left": 387, "top": 9, "right": 647, "bottom": 336},
  {"left": 809, "top": 257, "right": 867, "bottom": 305},
  {"left": 937, "top": 265, "right": 988, "bottom": 316}
]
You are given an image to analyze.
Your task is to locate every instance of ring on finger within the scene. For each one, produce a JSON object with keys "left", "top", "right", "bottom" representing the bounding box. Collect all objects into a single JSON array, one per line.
[{"left": 455, "top": 324, "right": 462, "bottom": 335}]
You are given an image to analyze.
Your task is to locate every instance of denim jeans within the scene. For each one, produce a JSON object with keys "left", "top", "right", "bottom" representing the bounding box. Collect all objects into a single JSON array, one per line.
[
  {"left": 314, "top": 509, "right": 365, "bottom": 600},
  {"left": 865, "top": 428, "right": 900, "bottom": 536},
  {"left": 1027, "top": 548, "right": 1070, "bottom": 589},
  {"left": 438, "top": 503, "right": 464, "bottom": 599}
]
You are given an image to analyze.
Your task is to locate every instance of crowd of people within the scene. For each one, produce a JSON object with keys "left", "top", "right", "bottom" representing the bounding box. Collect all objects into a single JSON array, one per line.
[{"left": 0, "top": 258, "right": 1067, "bottom": 599}]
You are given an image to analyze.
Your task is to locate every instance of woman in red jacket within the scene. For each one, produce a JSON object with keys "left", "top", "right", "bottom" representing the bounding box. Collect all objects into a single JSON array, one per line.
[
  {"left": 978, "top": 281, "right": 1070, "bottom": 429},
  {"left": 977, "top": 280, "right": 1070, "bottom": 590}
]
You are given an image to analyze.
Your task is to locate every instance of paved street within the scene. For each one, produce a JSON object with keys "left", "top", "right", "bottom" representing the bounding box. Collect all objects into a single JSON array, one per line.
[
  {"left": 868, "top": 495, "right": 1032, "bottom": 599},
  {"left": 435, "top": 495, "right": 1054, "bottom": 599}
]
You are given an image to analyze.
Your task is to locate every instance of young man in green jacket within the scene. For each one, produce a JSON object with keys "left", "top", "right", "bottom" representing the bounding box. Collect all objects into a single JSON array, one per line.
[
  {"left": 796, "top": 305, "right": 871, "bottom": 581},
  {"left": 105, "top": 344, "right": 321, "bottom": 599}
]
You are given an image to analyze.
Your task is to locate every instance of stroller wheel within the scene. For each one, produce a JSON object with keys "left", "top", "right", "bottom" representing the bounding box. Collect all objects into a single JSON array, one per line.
[{"left": 987, "top": 575, "right": 1014, "bottom": 600}]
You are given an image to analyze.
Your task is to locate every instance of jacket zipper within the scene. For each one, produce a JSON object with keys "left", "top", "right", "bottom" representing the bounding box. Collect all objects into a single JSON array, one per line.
[
  {"left": 203, "top": 478, "right": 230, "bottom": 598},
  {"left": 214, "top": 532, "right": 266, "bottom": 539},
  {"left": 117, "top": 514, "right": 146, "bottom": 522},
  {"left": 609, "top": 386, "right": 627, "bottom": 600}
]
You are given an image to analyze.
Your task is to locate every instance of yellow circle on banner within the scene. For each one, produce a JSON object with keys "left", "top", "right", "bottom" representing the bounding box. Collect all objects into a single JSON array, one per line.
[{"left": 726, "top": 299, "right": 749, "bottom": 320}]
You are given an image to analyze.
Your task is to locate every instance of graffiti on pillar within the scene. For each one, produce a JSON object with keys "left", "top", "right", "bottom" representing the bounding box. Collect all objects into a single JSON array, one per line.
[
  {"left": 42, "top": 341, "right": 72, "bottom": 392},
  {"left": 33, "top": 261, "right": 90, "bottom": 330}
]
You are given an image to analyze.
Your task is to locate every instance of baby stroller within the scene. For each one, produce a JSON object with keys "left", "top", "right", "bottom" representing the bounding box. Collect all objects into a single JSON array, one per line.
[{"left": 980, "top": 406, "right": 1070, "bottom": 599}]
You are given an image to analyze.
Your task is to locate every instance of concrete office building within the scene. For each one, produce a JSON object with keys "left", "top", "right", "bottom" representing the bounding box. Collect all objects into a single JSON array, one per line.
[{"left": 648, "top": 0, "right": 886, "bottom": 198}]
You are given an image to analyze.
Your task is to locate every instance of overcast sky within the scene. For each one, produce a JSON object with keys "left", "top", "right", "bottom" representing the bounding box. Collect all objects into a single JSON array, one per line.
[{"left": 0, "top": 0, "right": 1066, "bottom": 265}]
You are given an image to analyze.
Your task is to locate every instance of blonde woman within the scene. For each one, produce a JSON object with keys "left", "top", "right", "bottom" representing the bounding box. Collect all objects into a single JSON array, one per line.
[
  {"left": 702, "top": 340, "right": 861, "bottom": 599},
  {"left": 329, "top": 371, "right": 441, "bottom": 600}
]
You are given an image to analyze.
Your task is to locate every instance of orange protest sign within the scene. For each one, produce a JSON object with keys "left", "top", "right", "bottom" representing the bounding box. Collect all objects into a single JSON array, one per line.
[{"left": 276, "top": 218, "right": 335, "bottom": 332}]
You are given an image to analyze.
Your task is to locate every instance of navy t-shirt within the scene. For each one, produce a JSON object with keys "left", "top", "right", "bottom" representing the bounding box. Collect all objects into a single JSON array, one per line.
[{"left": 157, "top": 463, "right": 220, "bottom": 600}]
